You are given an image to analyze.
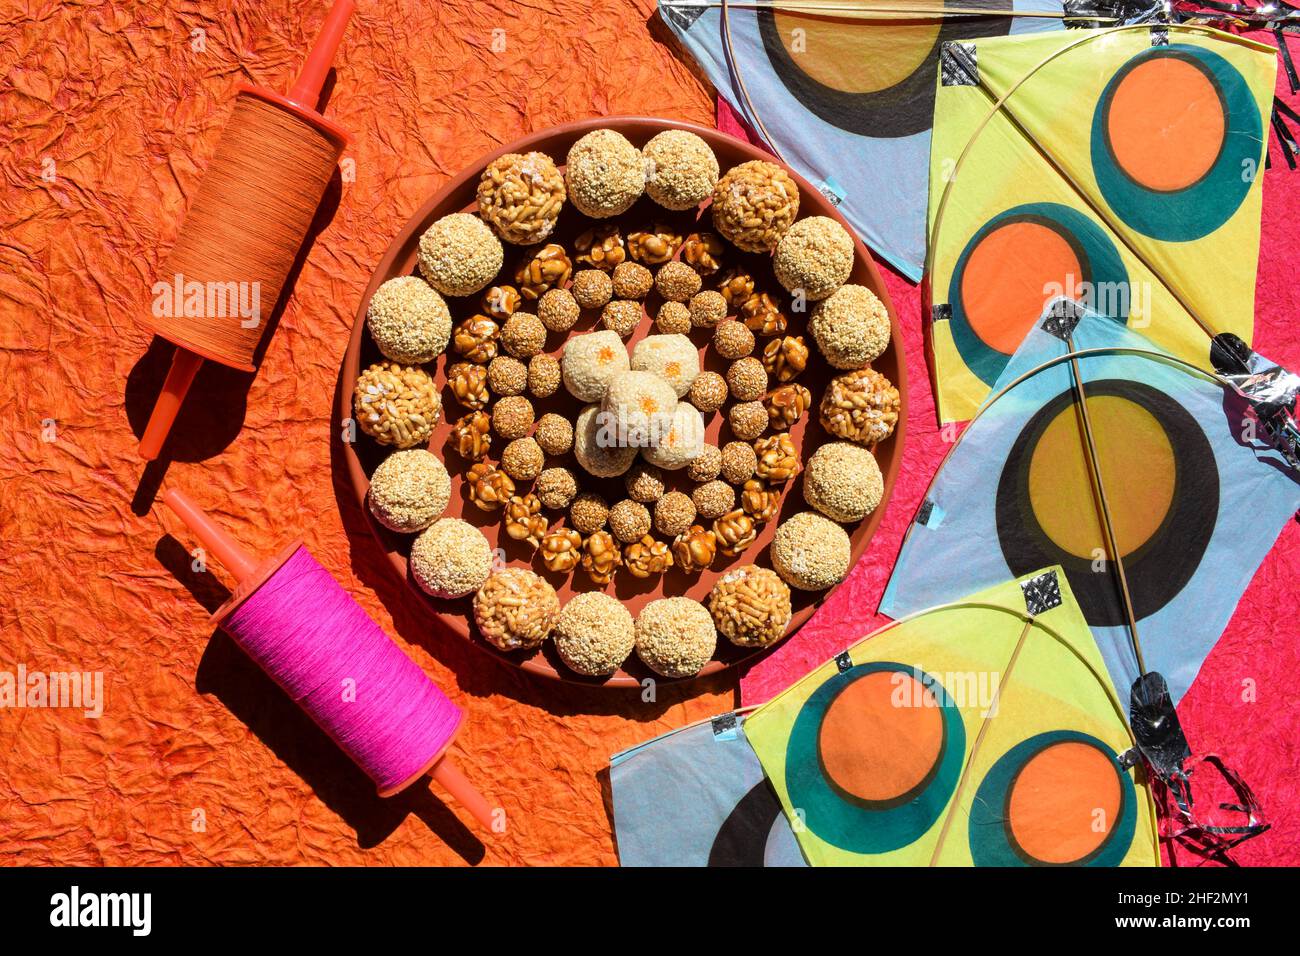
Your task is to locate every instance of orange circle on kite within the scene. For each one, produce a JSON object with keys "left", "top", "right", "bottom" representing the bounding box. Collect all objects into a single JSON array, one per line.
[
  {"left": 1106, "top": 57, "right": 1226, "bottom": 192},
  {"left": 960, "top": 221, "right": 1083, "bottom": 355},
  {"left": 1027, "top": 394, "right": 1176, "bottom": 560},
  {"left": 775, "top": 5, "right": 943, "bottom": 95},
  {"left": 818, "top": 671, "right": 943, "bottom": 804},
  {"left": 1008, "top": 741, "right": 1121, "bottom": 864}
]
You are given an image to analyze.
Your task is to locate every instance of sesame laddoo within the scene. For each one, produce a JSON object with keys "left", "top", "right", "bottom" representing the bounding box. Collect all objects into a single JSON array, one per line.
[
  {"left": 574, "top": 404, "right": 639, "bottom": 478},
  {"left": 770, "top": 511, "right": 851, "bottom": 591},
  {"left": 803, "top": 442, "right": 883, "bottom": 523},
  {"left": 773, "top": 216, "right": 854, "bottom": 300},
  {"left": 687, "top": 371, "right": 728, "bottom": 413},
  {"left": 691, "top": 480, "right": 736, "bottom": 520},
  {"left": 535, "top": 466, "right": 580, "bottom": 510},
  {"left": 410, "top": 518, "right": 493, "bottom": 599},
  {"left": 656, "top": 301, "right": 692, "bottom": 335},
  {"left": 601, "top": 299, "right": 643, "bottom": 338},
  {"left": 527, "top": 354, "right": 561, "bottom": 398},
  {"left": 711, "top": 161, "right": 799, "bottom": 253},
  {"left": 366, "top": 276, "right": 452, "bottom": 365},
  {"left": 534, "top": 412, "right": 574, "bottom": 456},
  {"left": 609, "top": 499, "right": 652, "bottom": 544},
  {"left": 562, "top": 330, "right": 630, "bottom": 402},
  {"left": 713, "top": 320, "right": 755, "bottom": 360},
  {"left": 612, "top": 261, "right": 653, "bottom": 299},
  {"left": 565, "top": 129, "right": 645, "bottom": 219},
  {"left": 654, "top": 491, "right": 697, "bottom": 537},
  {"left": 687, "top": 443, "right": 722, "bottom": 482},
  {"left": 720, "top": 440, "right": 757, "bottom": 484},
  {"left": 709, "top": 566, "right": 792, "bottom": 648},
  {"left": 809, "top": 284, "right": 890, "bottom": 370},
  {"left": 726, "top": 357, "right": 768, "bottom": 402},
  {"left": 689, "top": 289, "right": 728, "bottom": 329},
  {"left": 487, "top": 355, "right": 527, "bottom": 396},
  {"left": 642, "top": 130, "right": 720, "bottom": 211},
  {"left": 728, "top": 400, "right": 768, "bottom": 441},
  {"left": 354, "top": 362, "right": 441, "bottom": 449},
  {"left": 570, "top": 492, "right": 610, "bottom": 534},
  {"left": 473, "top": 568, "right": 560, "bottom": 651},
  {"left": 500, "top": 436, "right": 544, "bottom": 481},
  {"left": 417, "top": 213, "right": 503, "bottom": 297},
  {"left": 624, "top": 461, "right": 665, "bottom": 503},
  {"left": 630, "top": 333, "right": 700, "bottom": 397},
  {"left": 537, "top": 287, "right": 580, "bottom": 333},
  {"left": 655, "top": 261, "right": 702, "bottom": 302},
  {"left": 553, "top": 592, "right": 636, "bottom": 676},
  {"left": 476, "top": 152, "right": 566, "bottom": 245},
  {"left": 602, "top": 370, "right": 677, "bottom": 445},
  {"left": 501, "top": 312, "right": 547, "bottom": 358},
  {"left": 571, "top": 269, "right": 613, "bottom": 310},
  {"left": 367, "top": 449, "right": 451, "bottom": 533},
  {"left": 491, "top": 395, "right": 534, "bottom": 439},
  {"left": 635, "top": 597, "right": 718, "bottom": 678},
  {"left": 643, "top": 401, "right": 705, "bottom": 470}
]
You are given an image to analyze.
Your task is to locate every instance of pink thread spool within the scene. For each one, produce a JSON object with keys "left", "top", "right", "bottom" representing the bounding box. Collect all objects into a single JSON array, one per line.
[{"left": 162, "top": 488, "right": 495, "bottom": 831}]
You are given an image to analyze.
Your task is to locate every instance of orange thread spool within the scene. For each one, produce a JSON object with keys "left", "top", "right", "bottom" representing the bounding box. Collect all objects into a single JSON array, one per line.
[{"left": 138, "top": 0, "right": 353, "bottom": 460}]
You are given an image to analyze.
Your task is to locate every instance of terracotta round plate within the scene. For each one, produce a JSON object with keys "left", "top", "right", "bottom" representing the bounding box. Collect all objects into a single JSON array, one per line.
[{"left": 340, "top": 116, "right": 907, "bottom": 687}]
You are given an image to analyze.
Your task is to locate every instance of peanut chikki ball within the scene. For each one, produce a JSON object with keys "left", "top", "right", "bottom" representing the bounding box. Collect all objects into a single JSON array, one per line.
[
  {"left": 635, "top": 597, "right": 718, "bottom": 678},
  {"left": 565, "top": 129, "right": 645, "bottom": 219},
  {"left": 709, "top": 565, "right": 792, "bottom": 648},
  {"left": 711, "top": 161, "right": 800, "bottom": 253},
  {"left": 554, "top": 592, "right": 636, "bottom": 676},
  {"left": 473, "top": 568, "right": 560, "bottom": 651},
  {"left": 417, "top": 213, "right": 503, "bottom": 297},
  {"left": 642, "top": 130, "right": 720, "bottom": 211},
  {"left": 367, "top": 449, "right": 451, "bottom": 533},
  {"left": 366, "top": 276, "right": 452, "bottom": 365},
  {"left": 476, "top": 151, "right": 567, "bottom": 245},
  {"left": 353, "top": 362, "right": 441, "bottom": 449}
]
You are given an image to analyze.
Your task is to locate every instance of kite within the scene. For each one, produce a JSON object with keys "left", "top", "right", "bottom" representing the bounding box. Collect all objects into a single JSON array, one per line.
[
  {"left": 925, "top": 24, "right": 1276, "bottom": 422},
  {"left": 744, "top": 568, "right": 1161, "bottom": 866},
  {"left": 609, "top": 713, "right": 807, "bottom": 867},
  {"left": 881, "top": 306, "right": 1300, "bottom": 707},
  {"left": 658, "top": 0, "right": 1068, "bottom": 279}
]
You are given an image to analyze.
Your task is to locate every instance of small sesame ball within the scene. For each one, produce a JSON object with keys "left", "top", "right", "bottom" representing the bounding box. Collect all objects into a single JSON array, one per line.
[
  {"left": 635, "top": 597, "right": 717, "bottom": 678},
  {"left": 367, "top": 449, "right": 451, "bottom": 533},
  {"left": 643, "top": 402, "right": 706, "bottom": 470},
  {"left": 711, "top": 161, "right": 800, "bottom": 253},
  {"left": 537, "top": 287, "right": 580, "bottom": 333},
  {"left": 565, "top": 129, "right": 645, "bottom": 219},
  {"left": 501, "top": 436, "right": 544, "bottom": 481},
  {"left": 487, "top": 355, "right": 527, "bottom": 396},
  {"left": 601, "top": 299, "right": 643, "bottom": 338},
  {"left": 410, "top": 517, "right": 493, "bottom": 598},
  {"left": 803, "top": 442, "right": 883, "bottom": 522},
  {"left": 773, "top": 216, "right": 854, "bottom": 301},
  {"left": 575, "top": 403, "right": 638, "bottom": 477},
  {"left": 473, "top": 568, "right": 560, "bottom": 651},
  {"left": 570, "top": 492, "right": 610, "bottom": 534},
  {"left": 687, "top": 443, "right": 722, "bottom": 482},
  {"left": 720, "top": 440, "right": 758, "bottom": 484},
  {"left": 572, "top": 269, "right": 614, "bottom": 310},
  {"left": 492, "top": 395, "right": 535, "bottom": 439},
  {"left": 656, "top": 301, "right": 692, "bottom": 334},
  {"left": 534, "top": 412, "right": 574, "bottom": 455},
  {"left": 727, "top": 357, "right": 768, "bottom": 401},
  {"left": 366, "top": 276, "right": 452, "bottom": 364},
  {"left": 554, "top": 591, "right": 635, "bottom": 676},
  {"left": 536, "top": 466, "right": 580, "bottom": 510},
  {"left": 527, "top": 354, "right": 561, "bottom": 398},
  {"left": 771, "top": 511, "right": 851, "bottom": 590},
  {"left": 689, "top": 289, "right": 728, "bottom": 329},
  {"left": 502, "top": 311, "right": 547, "bottom": 358},
  {"left": 417, "top": 213, "right": 503, "bottom": 297},
  {"left": 710, "top": 566, "right": 792, "bottom": 648},
  {"left": 655, "top": 261, "right": 703, "bottom": 302},
  {"left": 612, "top": 261, "right": 653, "bottom": 299},
  {"left": 630, "top": 333, "right": 700, "bottom": 397},
  {"left": 624, "top": 462, "right": 665, "bottom": 503},
  {"left": 654, "top": 491, "right": 697, "bottom": 537},
  {"left": 692, "top": 480, "right": 736, "bottom": 520},
  {"left": 643, "top": 130, "right": 720, "bottom": 211},
  {"left": 563, "top": 329, "right": 630, "bottom": 402},
  {"left": 609, "top": 499, "right": 653, "bottom": 543},
  {"left": 809, "top": 283, "right": 891, "bottom": 370},
  {"left": 714, "top": 320, "right": 755, "bottom": 360},
  {"left": 688, "top": 371, "right": 728, "bottom": 413},
  {"left": 729, "top": 401, "right": 768, "bottom": 441}
]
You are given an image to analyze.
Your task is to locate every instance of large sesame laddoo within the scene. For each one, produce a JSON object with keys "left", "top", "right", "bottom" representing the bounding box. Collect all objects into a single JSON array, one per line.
[
  {"left": 565, "top": 129, "right": 645, "bottom": 219},
  {"left": 773, "top": 216, "right": 854, "bottom": 301},
  {"left": 635, "top": 597, "right": 718, "bottom": 678},
  {"left": 770, "top": 511, "right": 851, "bottom": 591},
  {"left": 417, "top": 213, "right": 503, "bottom": 297},
  {"left": 366, "top": 276, "right": 452, "bottom": 365},
  {"left": 410, "top": 518, "right": 493, "bottom": 598},
  {"left": 367, "top": 449, "right": 451, "bottom": 533},
  {"left": 803, "top": 442, "right": 883, "bottom": 522},
  {"left": 553, "top": 592, "right": 635, "bottom": 676},
  {"left": 809, "top": 284, "right": 891, "bottom": 370},
  {"left": 642, "top": 130, "right": 720, "bottom": 211}
]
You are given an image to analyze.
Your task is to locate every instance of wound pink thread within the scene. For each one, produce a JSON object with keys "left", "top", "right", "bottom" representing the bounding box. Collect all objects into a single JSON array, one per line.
[{"left": 222, "top": 545, "right": 462, "bottom": 795}]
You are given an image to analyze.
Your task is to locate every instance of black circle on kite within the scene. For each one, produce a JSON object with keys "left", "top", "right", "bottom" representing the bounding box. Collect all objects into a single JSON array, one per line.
[
  {"left": 708, "top": 779, "right": 786, "bottom": 867},
  {"left": 995, "top": 379, "right": 1219, "bottom": 628},
  {"left": 756, "top": 0, "right": 1013, "bottom": 140}
]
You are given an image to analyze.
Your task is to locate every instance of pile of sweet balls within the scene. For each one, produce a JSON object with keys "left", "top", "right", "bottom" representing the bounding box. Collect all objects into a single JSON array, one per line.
[{"left": 353, "top": 128, "right": 899, "bottom": 679}]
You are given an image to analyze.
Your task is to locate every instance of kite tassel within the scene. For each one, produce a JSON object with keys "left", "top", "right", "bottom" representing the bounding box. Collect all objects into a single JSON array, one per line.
[{"left": 1155, "top": 755, "right": 1270, "bottom": 866}]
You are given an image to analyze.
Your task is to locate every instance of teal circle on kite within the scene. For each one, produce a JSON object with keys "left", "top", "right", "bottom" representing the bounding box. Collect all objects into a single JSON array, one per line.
[
  {"left": 785, "top": 661, "right": 966, "bottom": 854},
  {"left": 948, "top": 202, "right": 1128, "bottom": 386},
  {"left": 969, "top": 730, "right": 1138, "bottom": 867},
  {"left": 1091, "top": 44, "right": 1261, "bottom": 242}
]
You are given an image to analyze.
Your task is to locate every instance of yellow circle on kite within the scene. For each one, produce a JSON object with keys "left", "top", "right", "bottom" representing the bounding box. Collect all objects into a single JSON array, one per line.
[
  {"left": 774, "top": 5, "right": 944, "bottom": 96},
  {"left": 1008, "top": 740, "right": 1121, "bottom": 864},
  {"left": 818, "top": 670, "right": 944, "bottom": 804},
  {"left": 1106, "top": 56, "right": 1226, "bottom": 193},
  {"left": 1027, "top": 395, "right": 1176, "bottom": 560}
]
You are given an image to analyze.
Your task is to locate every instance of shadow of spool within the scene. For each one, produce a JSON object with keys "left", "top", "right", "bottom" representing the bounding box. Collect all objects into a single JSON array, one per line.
[{"left": 155, "top": 534, "right": 485, "bottom": 862}]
